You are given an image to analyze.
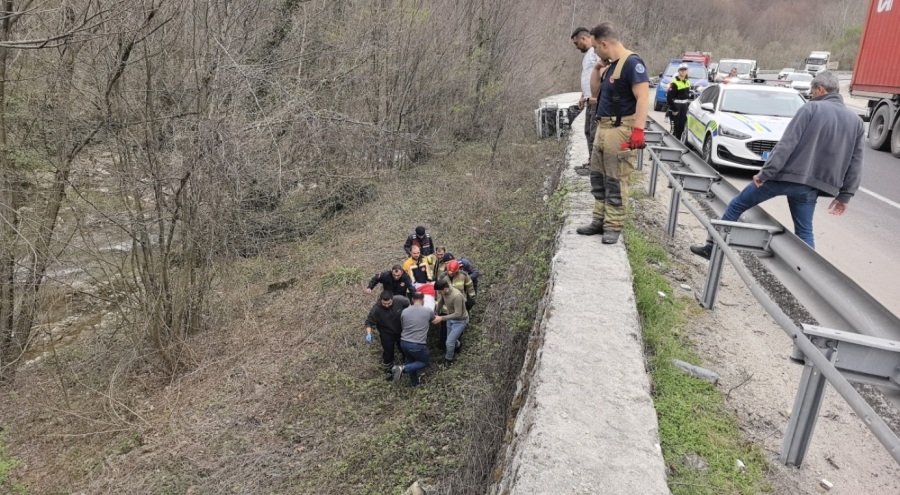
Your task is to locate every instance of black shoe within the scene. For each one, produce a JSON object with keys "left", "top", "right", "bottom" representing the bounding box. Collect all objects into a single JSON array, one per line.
[
  {"left": 576, "top": 221, "right": 604, "bottom": 236},
  {"left": 601, "top": 230, "right": 621, "bottom": 244},
  {"left": 443, "top": 359, "right": 453, "bottom": 369},
  {"left": 690, "top": 244, "right": 712, "bottom": 260}
]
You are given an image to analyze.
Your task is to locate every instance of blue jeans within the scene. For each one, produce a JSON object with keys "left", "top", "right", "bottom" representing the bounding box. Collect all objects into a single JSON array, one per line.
[
  {"left": 721, "top": 180, "right": 818, "bottom": 248},
  {"left": 400, "top": 341, "right": 430, "bottom": 386},
  {"left": 445, "top": 318, "right": 469, "bottom": 362}
]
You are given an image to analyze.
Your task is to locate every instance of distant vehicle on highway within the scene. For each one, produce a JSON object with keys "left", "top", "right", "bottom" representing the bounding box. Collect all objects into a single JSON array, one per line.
[
  {"left": 850, "top": 0, "right": 900, "bottom": 158},
  {"left": 715, "top": 58, "right": 758, "bottom": 80},
  {"left": 778, "top": 68, "right": 795, "bottom": 80},
  {"left": 784, "top": 73, "right": 813, "bottom": 98},
  {"left": 654, "top": 60, "right": 709, "bottom": 112},
  {"left": 682, "top": 82, "right": 807, "bottom": 170},
  {"left": 804, "top": 51, "right": 831, "bottom": 75}
]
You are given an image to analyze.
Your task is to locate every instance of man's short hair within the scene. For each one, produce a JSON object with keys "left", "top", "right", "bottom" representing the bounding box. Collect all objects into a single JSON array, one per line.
[
  {"left": 411, "top": 292, "right": 424, "bottom": 301},
  {"left": 590, "top": 22, "right": 619, "bottom": 42},
  {"left": 391, "top": 264, "right": 403, "bottom": 271},
  {"left": 571, "top": 27, "right": 590, "bottom": 39},
  {"left": 811, "top": 71, "right": 840, "bottom": 94},
  {"left": 434, "top": 280, "right": 448, "bottom": 291},
  {"left": 380, "top": 290, "right": 394, "bottom": 301}
]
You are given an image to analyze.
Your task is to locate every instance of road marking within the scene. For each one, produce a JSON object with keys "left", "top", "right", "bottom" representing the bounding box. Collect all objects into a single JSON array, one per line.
[{"left": 860, "top": 187, "right": 900, "bottom": 210}]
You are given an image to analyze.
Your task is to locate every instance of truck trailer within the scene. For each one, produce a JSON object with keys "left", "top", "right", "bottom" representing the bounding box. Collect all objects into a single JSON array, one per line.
[{"left": 851, "top": 0, "right": 900, "bottom": 157}]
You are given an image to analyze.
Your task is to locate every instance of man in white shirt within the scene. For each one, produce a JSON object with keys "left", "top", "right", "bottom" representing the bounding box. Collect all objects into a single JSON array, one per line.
[{"left": 572, "top": 27, "right": 601, "bottom": 175}]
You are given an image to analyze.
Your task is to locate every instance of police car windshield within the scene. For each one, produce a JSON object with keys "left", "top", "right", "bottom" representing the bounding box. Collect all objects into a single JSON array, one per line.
[
  {"left": 663, "top": 65, "right": 707, "bottom": 80},
  {"left": 720, "top": 90, "right": 806, "bottom": 118}
]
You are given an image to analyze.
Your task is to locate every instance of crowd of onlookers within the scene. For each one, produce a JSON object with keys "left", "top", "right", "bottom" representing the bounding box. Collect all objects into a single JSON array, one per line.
[{"left": 363, "top": 226, "right": 479, "bottom": 386}]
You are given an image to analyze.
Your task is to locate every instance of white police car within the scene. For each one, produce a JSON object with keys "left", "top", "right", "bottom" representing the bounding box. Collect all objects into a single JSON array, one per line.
[{"left": 682, "top": 82, "right": 806, "bottom": 170}]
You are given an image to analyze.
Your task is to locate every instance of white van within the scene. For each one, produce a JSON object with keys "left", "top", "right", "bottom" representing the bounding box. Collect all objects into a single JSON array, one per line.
[{"left": 715, "top": 59, "right": 758, "bottom": 80}]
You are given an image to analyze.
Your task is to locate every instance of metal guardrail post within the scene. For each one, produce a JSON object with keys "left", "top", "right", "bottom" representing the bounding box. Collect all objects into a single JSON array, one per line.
[
  {"left": 783, "top": 324, "right": 900, "bottom": 466},
  {"left": 666, "top": 171, "right": 718, "bottom": 237},
  {"left": 700, "top": 242, "right": 727, "bottom": 309},
  {"left": 782, "top": 345, "right": 835, "bottom": 466},
  {"left": 699, "top": 221, "right": 781, "bottom": 309},
  {"left": 640, "top": 131, "right": 665, "bottom": 173},
  {"left": 647, "top": 145, "right": 682, "bottom": 197}
]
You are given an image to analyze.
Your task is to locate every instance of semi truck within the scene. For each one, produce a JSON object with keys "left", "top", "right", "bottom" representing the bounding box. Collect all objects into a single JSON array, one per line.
[
  {"left": 851, "top": 0, "right": 900, "bottom": 157},
  {"left": 804, "top": 51, "right": 831, "bottom": 75}
]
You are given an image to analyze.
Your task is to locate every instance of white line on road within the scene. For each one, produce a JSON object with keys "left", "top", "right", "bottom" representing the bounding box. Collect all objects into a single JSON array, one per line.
[{"left": 859, "top": 187, "right": 900, "bottom": 210}]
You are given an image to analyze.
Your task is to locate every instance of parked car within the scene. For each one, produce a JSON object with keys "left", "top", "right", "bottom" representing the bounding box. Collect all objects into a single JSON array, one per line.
[
  {"left": 654, "top": 60, "right": 710, "bottom": 112},
  {"left": 778, "top": 67, "right": 796, "bottom": 79},
  {"left": 682, "top": 81, "right": 807, "bottom": 170},
  {"left": 784, "top": 72, "right": 813, "bottom": 98}
]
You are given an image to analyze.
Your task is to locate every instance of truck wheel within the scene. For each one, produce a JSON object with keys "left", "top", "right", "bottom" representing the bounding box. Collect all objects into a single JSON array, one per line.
[
  {"left": 869, "top": 105, "right": 892, "bottom": 151},
  {"left": 891, "top": 118, "right": 900, "bottom": 158}
]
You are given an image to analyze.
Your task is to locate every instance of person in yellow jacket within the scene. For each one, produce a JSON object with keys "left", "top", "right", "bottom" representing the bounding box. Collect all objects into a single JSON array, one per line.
[
  {"left": 402, "top": 245, "right": 434, "bottom": 284},
  {"left": 666, "top": 63, "right": 692, "bottom": 140}
]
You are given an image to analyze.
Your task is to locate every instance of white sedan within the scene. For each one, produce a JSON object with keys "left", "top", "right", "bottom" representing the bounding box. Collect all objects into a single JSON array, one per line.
[
  {"left": 784, "top": 72, "right": 813, "bottom": 99},
  {"left": 682, "top": 82, "right": 807, "bottom": 170}
]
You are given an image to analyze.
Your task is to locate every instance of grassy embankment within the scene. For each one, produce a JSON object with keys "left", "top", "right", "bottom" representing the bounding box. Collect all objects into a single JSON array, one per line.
[
  {"left": 0, "top": 138, "right": 568, "bottom": 495},
  {"left": 625, "top": 190, "right": 772, "bottom": 495}
]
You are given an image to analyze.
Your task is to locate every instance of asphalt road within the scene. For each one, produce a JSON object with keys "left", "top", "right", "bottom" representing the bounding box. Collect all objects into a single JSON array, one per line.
[{"left": 648, "top": 93, "right": 900, "bottom": 317}]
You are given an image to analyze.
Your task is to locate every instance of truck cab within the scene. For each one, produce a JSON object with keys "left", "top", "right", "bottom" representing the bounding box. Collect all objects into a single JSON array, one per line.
[{"left": 804, "top": 51, "right": 831, "bottom": 75}]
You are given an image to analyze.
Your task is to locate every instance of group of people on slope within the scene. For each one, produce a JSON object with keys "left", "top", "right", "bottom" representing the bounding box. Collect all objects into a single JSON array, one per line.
[
  {"left": 570, "top": 23, "right": 862, "bottom": 262},
  {"left": 362, "top": 226, "right": 480, "bottom": 386}
]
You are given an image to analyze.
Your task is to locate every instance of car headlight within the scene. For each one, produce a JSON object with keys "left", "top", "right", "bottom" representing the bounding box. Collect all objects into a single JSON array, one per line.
[{"left": 718, "top": 125, "right": 751, "bottom": 140}]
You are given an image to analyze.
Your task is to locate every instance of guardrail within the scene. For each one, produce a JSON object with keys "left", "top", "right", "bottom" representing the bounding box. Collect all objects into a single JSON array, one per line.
[{"left": 642, "top": 119, "right": 900, "bottom": 467}]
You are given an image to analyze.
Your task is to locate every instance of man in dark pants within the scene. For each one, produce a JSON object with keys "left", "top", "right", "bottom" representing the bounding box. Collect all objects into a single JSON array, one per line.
[
  {"left": 365, "top": 264, "right": 416, "bottom": 299},
  {"left": 690, "top": 71, "right": 863, "bottom": 257},
  {"left": 667, "top": 63, "right": 692, "bottom": 140},
  {"left": 572, "top": 27, "right": 601, "bottom": 176},
  {"left": 393, "top": 292, "right": 442, "bottom": 386},
  {"left": 363, "top": 291, "right": 410, "bottom": 381},
  {"left": 575, "top": 22, "right": 650, "bottom": 245}
]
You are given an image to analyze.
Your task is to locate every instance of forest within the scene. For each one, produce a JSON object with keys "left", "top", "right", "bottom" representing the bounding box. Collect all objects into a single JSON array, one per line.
[{"left": 0, "top": 1, "right": 866, "bottom": 493}]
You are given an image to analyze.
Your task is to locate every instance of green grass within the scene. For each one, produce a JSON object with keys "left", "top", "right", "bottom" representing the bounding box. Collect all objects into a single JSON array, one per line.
[
  {"left": 0, "top": 433, "right": 28, "bottom": 494},
  {"left": 624, "top": 221, "right": 772, "bottom": 495}
]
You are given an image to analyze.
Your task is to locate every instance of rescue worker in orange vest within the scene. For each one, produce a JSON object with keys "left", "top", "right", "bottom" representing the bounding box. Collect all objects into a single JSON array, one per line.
[{"left": 667, "top": 63, "right": 692, "bottom": 141}]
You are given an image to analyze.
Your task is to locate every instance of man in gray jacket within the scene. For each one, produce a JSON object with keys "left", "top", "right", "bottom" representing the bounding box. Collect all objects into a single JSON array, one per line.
[{"left": 691, "top": 71, "right": 863, "bottom": 258}]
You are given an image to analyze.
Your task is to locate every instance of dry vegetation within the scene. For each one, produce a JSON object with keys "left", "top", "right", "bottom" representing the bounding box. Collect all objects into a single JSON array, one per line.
[{"left": 0, "top": 0, "right": 869, "bottom": 493}]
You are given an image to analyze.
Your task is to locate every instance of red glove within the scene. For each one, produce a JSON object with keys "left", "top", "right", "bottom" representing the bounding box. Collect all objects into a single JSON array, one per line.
[{"left": 620, "top": 127, "right": 646, "bottom": 150}]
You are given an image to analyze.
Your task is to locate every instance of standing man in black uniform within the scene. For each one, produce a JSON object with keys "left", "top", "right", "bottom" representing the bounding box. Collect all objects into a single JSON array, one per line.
[
  {"left": 576, "top": 22, "right": 650, "bottom": 244},
  {"left": 363, "top": 291, "right": 410, "bottom": 381},
  {"left": 667, "top": 63, "right": 692, "bottom": 140}
]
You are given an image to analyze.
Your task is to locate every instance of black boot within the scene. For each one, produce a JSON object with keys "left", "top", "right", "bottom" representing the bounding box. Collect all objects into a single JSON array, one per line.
[
  {"left": 690, "top": 243, "right": 712, "bottom": 260},
  {"left": 576, "top": 220, "right": 604, "bottom": 236}
]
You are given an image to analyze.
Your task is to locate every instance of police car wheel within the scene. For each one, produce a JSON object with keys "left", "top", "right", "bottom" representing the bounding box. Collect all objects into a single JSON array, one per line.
[{"left": 702, "top": 135, "right": 715, "bottom": 167}]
